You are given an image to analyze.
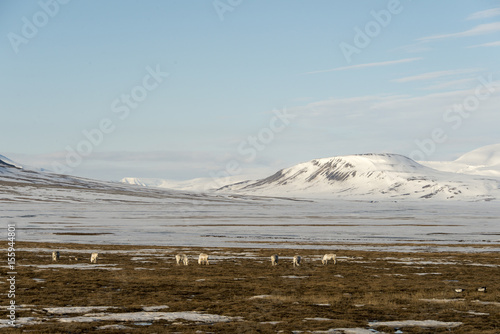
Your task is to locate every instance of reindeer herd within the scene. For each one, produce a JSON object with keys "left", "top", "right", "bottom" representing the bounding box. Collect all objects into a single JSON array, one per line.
[
  {"left": 51, "top": 250, "right": 337, "bottom": 267},
  {"left": 173, "top": 253, "right": 337, "bottom": 267}
]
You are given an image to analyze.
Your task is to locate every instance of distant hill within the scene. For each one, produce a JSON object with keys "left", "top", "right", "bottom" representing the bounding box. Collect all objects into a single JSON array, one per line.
[
  {"left": 217, "top": 153, "right": 500, "bottom": 200},
  {"left": 421, "top": 143, "right": 500, "bottom": 178}
]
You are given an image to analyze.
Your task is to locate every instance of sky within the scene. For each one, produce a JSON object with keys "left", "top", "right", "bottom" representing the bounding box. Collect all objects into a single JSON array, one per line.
[{"left": 1, "top": 0, "right": 500, "bottom": 182}]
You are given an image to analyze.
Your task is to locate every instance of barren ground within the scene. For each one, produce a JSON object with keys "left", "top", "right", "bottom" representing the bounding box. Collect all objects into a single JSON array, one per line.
[{"left": 2, "top": 241, "right": 500, "bottom": 333}]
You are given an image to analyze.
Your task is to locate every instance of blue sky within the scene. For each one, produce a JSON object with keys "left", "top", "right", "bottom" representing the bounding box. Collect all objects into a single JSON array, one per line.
[{"left": 1, "top": 0, "right": 500, "bottom": 181}]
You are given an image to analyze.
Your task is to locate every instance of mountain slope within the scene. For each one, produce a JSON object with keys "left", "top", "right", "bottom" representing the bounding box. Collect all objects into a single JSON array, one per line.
[
  {"left": 0, "top": 155, "right": 258, "bottom": 204},
  {"left": 421, "top": 143, "right": 500, "bottom": 178},
  {"left": 218, "top": 153, "right": 500, "bottom": 200},
  {"left": 0, "top": 154, "right": 23, "bottom": 169},
  {"left": 121, "top": 175, "right": 249, "bottom": 192}
]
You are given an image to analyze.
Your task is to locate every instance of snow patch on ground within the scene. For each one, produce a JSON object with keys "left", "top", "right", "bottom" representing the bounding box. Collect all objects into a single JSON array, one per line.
[
  {"left": 0, "top": 317, "right": 42, "bottom": 328},
  {"left": 311, "top": 328, "right": 383, "bottom": 334},
  {"left": 420, "top": 298, "right": 465, "bottom": 303},
  {"left": 369, "top": 320, "right": 462, "bottom": 328},
  {"left": 97, "top": 324, "right": 134, "bottom": 330},
  {"left": 57, "top": 311, "right": 241, "bottom": 323},
  {"left": 43, "top": 306, "right": 117, "bottom": 314},
  {"left": 249, "top": 295, "right": 272, "bottom": 300},
  {"left": 22, "top": 264, "right": 121, "bottom": 270},
  {"left": 142, "top": 305, "right": 169, "bottom": 312}
]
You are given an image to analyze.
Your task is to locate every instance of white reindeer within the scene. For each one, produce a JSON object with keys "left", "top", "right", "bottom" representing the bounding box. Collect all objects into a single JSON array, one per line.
[
  {"left": 176, "top": 254, "right": 189, "bottom": 266},
  {"left": 90, "top": 252, "right": 99, "bottom": 264},
  {"left": 198, "top": 253, "right": 209, "bottom": 265},
  {"left": 271, "top": 254, "right": 279, "bottom": 266},
  {"left": 52, "top": 251, "right": 60, "bottom": 262},
  {"left": 322, "top": 253, "right": 336, "bottom": 265},
  {"left": 293, "top": 255, "right": 301, "bottom": 267}
]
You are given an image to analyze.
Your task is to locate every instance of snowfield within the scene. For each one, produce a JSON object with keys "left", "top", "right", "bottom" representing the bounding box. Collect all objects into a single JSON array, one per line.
[{"left": 1, "top": 149, "right": 500, "bottom": 251}]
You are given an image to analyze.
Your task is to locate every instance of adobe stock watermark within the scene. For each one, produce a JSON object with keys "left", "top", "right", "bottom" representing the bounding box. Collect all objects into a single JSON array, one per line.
[
  {"left": 409, "top": 73, "right": 499, "bottom": 161},
  {"left": 205, "top": 107, "right": 297, "bottom": 191},
  {"left": 7, "top": 223, "right": 17, "bottom": 327},
  {"left": 7, "top": 0, "right": 71, "bottom": 54},
  {"left": 339, "top": 0, "right": 404, "bottom": 64},
  {"left": 213, "top": 0, "right": 243, "bottom": 21},
  {"left": 51, "top": 65, "right": 169, "bottom": 174}
]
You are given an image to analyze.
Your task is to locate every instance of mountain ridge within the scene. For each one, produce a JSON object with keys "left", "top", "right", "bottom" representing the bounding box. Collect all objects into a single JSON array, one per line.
[{"left": 217, "top": 153, "right": 500, "bottom": 200}]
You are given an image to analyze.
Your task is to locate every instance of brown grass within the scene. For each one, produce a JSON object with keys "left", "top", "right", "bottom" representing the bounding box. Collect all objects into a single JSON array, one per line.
[{"left": 1, "top": 241, "right": 499, "bottom": 333}]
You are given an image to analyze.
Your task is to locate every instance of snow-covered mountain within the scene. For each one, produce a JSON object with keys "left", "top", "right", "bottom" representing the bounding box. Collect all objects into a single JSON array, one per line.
[
  {"left": 0, "top": 155, "right": 253, "bottom": 204},
  {"left": 217, "top": 153, "right": 500, "bottom": 200},
  {"left": 421, "top": 143, "right": 500, "bottom": 178},
  {"left": 121, "top": 175, "right": 249, "bottom": 192}
]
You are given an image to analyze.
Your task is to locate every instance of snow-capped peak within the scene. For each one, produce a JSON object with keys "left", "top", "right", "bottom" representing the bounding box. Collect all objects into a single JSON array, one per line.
[{"left": 217, "top": 153, "right": 500, "bottom": 200}]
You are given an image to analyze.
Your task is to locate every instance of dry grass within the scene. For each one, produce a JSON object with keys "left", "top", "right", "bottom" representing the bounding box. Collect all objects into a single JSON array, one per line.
[{"left": 1, "top": 241, "right": 500, "bottom": 333}]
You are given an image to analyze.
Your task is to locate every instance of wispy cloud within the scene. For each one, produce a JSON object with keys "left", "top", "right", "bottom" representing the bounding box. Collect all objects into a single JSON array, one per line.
[
  {"left": 305, "top": 58, "right": 422, "bottom": 75},
  {"left": 393, "top": 68, "right": 482, "bottom": 83},
  {"left": 418, "top": 22, "right": 500, "bottom": 41},
  {"left": 467, "top": 40, "right": 500, "bottom": 48},
  {"left": 421, "top": 78, "right": 478, "bottom": 91},
  {"left": 466, "top": 8, "right": 500, "bottom": 20}
]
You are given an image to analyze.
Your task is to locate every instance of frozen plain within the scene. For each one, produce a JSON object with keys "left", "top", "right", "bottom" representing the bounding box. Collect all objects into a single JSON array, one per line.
[
  {"left": 3, "top": 196, "right": 500, "bottom": 253},
  {"left": 1, "top": 149, "right": 500, "bottom": 253}
]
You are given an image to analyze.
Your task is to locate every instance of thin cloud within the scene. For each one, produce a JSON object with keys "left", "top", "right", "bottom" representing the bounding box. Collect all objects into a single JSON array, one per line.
[
  {"left": 305, "top": 58, "right": 422, "bottom": 75},
  {"left": 421, "top": 78, "right": 478, "bottom": 91},
  {"left": 466, "top": 8, "right": 500, "bottom": 20},
  {"left": 393, "top": 68, "right": 482, "bottom": 83},
  {"left": 418, "top": 22, "right": 500, "bottom": 41},
  {"left": 467, "top": 40, "right": 500, "bottom": 48}
]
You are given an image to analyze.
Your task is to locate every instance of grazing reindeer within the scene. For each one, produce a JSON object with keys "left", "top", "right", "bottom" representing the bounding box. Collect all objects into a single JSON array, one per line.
[
  {"left": 52, "top": 251, "right": 60, "bottom": 262},
  {"left": 90, "top": 252, "right": 99, "bottom": 264},
  {"left": 198, "top": 253, "right": 209, "bottom": 265},
  {"left": 271, "top": 254, "right": 279, "bottom": 266},
  {"left": 176, "top": 254, "right": 189, "bottom": 265},
  {"left": 293, "top": 255, "right": 301, "bottom": 267},
  {"left": 322, "top": 254, "right": 336, "bottom": 265}
]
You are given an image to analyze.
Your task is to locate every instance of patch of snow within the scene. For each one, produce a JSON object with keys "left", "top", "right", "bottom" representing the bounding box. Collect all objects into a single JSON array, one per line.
[
  {"left": 369, "top": 320, "right": 462, "bottom": 328},
  {"left": 22, "top": 264, "right": 121, "bottom": 270},
  {"left": 249, "top": 295, "right": 272, "bottom": 300},
  {"left": 467, "top": 310, "right": 489, "bottom": 316},
  {"left": 97, "top": 324, "right": 134, "bottom": 330},
  {"left": 142, "top": 305, "right": 169, "bottom": 312},
  {"left": 311, "top": 328, "right": 383, "bottom": 334},
  {"left": 420, "top": 298, "right": 465, "bottom": 303},
  {"left": 473, "top": 300, "right": 500, "bottom": 306},
  {"left": 43, "top": 306, "right": 116, "bottom": 314},
  {"left": 57, "top": 311, "right": 241, "bottom": 323},
  {"left": 304, "top": 317, "right": 333, "bottom": 321},
  {"left": 260, "top": 321, "right": 282, "bottom": 325},
  {"left": 0, "top": 317, "right": 41, "bottom": 328},
  {"left": 414, "top": 272, "right": 441, "bottom": 275}
]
